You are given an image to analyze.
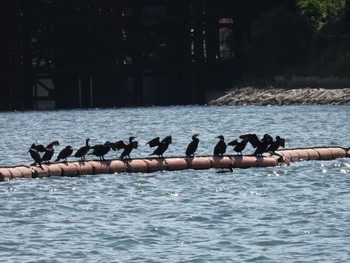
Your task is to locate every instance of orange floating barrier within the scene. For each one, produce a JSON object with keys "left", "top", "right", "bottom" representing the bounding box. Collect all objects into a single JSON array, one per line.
[
  {"left": 47, "top": 164, "right": 63, "bottom": 177},
  {"left": 74, "top": 161, "right": 94, "bottom": 175},
  {"left": 276, "top": 150, "right": 292, "bottom": 160},
  {"left": 57, "top": 163, "right": 79, "bottom": 177},
  {"left": 0, "top": 146, "right": 348, "bottom": 181},
  {"left": 209, "top": 156, "right": 234, "bottom": 169},
  {"left": 329, "top": 147, "right": 347, "bottom": 159},
  {"left": 32, "top": 166, "right": 50, "bottom": 178},
  {"left": 256, "top": 156, "right": 280, "bottom": 167},
  {"left": 144, "top": 159, "right": 168, "bottom": 172},
  {"left": 315, "top": 148, "right": 334, "bottom": 160},
  {"left": 233, "top": 156, "right": 260, "bottom": 168},
  {"left": 295, "top": 150, "right": 310, "bottom": 160},
  {"left": 167, "top": 158, "right": 188, "bottom": 171},
  {"left": 109, "top": 160, "right": 127, "bottom": 173},
  {"left": 89, "top": 161, "right": 110, "bottom": 174},
  {"left": 304, "top": 149, "right": 320, "bottom": 160},
  {"left": 9, "top": 166, "right": 33, "bottom": 179},
  {"left": 288, "top": 150, "right": 300, "bottom": 161},
  {"left": 187, "top": 157, "right": 212, "bottom": 170},
  {"left": 0, "top": 168, "right": 12, "bottom": 181},
  {"left": 232, "top": 156, "right": 280, "bottom": 168},
  {"left": 124, "top": 159, "right": 149, "bottom": 173}
]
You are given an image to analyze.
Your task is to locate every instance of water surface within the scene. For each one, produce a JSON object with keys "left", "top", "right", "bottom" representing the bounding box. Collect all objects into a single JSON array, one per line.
[{"left": 1, "top": 105, "right": 350, "bottom": 262}]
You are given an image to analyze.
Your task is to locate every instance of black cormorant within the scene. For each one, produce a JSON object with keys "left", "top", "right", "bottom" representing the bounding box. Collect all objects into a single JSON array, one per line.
[
  {"left": 240, "top": 134, "right": 272, "bottom": 156},
  {"left": 90, "top": 141, "right": 111, "bottom": 160},
  {"left": 41, "top": 140, "right": 60, "bottom": 163},
  {"left": 115, "top": 136, "right": 138, "bottom": 159},
  {"left": 55, "top": 145, "right": 73, "bottom": 162},
  {"left": 147, "top": 136, "right": 172, "bottom": 158},
  {"left": 74, "top": 138, "right": 90, "bottom": 161},
  {"left": 213, "top": 135, "right": 226, "bottom": 156},
  {"left": 267, "top": 136, "right": 285, "bottom": 152},
  {"left": 227, "top": 138, "right": 248, "bottom": 155},
  {"left": 146, "top": 137, "right": 160, "bottom": 147},
  {"left": 31, "top": 143, "right": 46, "bottom": 153},
  {"left": 186, "top": 134, "right": 199, "bottom": 157},
  {"left": 28, "top": 147, "right": 43, "bottom": 169}
]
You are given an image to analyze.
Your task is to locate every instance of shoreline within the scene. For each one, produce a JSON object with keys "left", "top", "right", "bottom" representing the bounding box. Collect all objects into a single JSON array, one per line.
[{"left": 208, "top": 87, "right": 350, "bottom": 106}]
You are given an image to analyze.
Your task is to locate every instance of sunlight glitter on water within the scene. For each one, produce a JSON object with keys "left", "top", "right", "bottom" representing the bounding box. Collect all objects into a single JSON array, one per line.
[{"left": 1, "top": 105, "right": 350, "bottom": 262}]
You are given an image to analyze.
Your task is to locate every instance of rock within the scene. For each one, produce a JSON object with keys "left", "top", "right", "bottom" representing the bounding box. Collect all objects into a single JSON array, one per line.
[{"left": 208, "top": 87, "right": 350, "bottom": 106}]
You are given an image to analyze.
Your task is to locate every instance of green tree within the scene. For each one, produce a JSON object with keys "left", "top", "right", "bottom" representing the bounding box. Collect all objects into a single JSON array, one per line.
[
  {"left": 245, "top": 7, "right": 312, "bottom": 76},
  {"left": 297, "top": 0, "right": 346, "bottom": 33}
]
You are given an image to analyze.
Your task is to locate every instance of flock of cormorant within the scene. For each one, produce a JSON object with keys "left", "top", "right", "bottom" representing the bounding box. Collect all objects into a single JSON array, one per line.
[{"left": 28, "top": 134, "right": 285, "bottom": 169}]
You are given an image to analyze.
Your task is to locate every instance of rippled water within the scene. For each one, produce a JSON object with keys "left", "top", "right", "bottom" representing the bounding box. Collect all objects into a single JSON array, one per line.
[{"left": 1, "top": 105, "right": 350, "bottom": 262}]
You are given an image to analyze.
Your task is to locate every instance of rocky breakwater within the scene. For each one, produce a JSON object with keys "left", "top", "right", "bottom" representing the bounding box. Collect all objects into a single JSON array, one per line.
[{"left": 209, "top": 87, "right": 350, "bottom": 106}]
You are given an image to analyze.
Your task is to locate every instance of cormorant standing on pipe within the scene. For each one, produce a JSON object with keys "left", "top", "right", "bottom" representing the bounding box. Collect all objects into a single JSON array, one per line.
[
  {"left": 74, "top": 138, "right": 90, "bottom": 161},
  {"left": 267, "top": 136, "right": 285, "bottom": 152},
  {"left": 41, "top": 140, "right": 60, "bottom": 164},
  {"left": 147, "top": 136, "right": 172, "bottom": 158},
  {"left": 186, "top": 134, "right": 199, "bottom": 157},
  {"left": 115, "top": 136, "right": 138, "bottom": 159},
  {"left": 55, "top": 145, "right": 73, "bottom": 162},
  {"left": 214, "top": 135, "right": 226, "bottom": 156},
  {"left": 28, "top": 147, "right": 43, "bottom": 169},
  {"left": 228, "top": 138, "right": 248, "bottom": 155},
  {"left": 240, "top": 134, "right": 272, "bottom": 156},
  {"left": 90, "top": 141, "right": 111, "bottom": 160}
]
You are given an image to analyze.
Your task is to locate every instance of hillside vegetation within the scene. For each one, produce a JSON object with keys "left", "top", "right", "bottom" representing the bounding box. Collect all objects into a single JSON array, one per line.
[{"left": 235, "top": 0, "right": 350, "bottom": 87}]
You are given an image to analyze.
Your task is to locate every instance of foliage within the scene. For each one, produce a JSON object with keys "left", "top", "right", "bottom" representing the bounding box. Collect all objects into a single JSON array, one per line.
[
  {"left": 239, "top": 1, "right": 350, "bottom": 81},
  {"left": 297, "top": 0, "right": 346, "bottom": 33},
  {"left": 244, "top": 7, "right": 312, "bottom": 76},
  {"left": 295, "top": 0, "right": 350, "bottom": 78}
]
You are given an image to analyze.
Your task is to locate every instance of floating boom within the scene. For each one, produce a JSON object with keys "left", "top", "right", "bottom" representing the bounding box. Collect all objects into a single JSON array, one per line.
[{"left": 0, "top": 147, "right": 349, "bottom": 181}]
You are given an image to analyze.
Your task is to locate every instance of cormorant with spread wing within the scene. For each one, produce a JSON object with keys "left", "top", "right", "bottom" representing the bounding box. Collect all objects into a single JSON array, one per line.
[
  {"left": 267, "top": 136, "right": 285, "bottom": 152},
  {"left": 239, "top": 134, "right": 272, "bottom": 156},
  {"left": 115, "top": 136, "right": 138, "bottom": 159},
  {"left": 227, "top": 138, "right": 248, "bottom": 155},
  {"left": 41, "top": 140, "right": 60, "bottom": 163},
  {"left": 31, "top": 143, "right": 46, "bottom": 153},
  {"left": 147, "top": 135, "right": 172, "bottom": 158}
]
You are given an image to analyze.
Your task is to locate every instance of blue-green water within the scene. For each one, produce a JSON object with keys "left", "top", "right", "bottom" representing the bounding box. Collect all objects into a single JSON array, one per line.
[{"left": 1, "top": 105, "right": 350, "bottom": 262}]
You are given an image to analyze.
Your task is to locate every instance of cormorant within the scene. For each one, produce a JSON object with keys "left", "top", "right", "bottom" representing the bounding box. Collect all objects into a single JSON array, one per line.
[
  {"left": 227, "top": 138, "right": 248, "bottom": 155},
  {"left": 115, "top": 136, "right": 138, "bottom": 159},
  {"left": 239, "top": 134, "right": 272, "bottom": 156},
  {"left": 146, "top": 137, "right": 160, "bottom": 147},
  {"left": 213, "top": 135, "right": 226, "bottom": 156},
  {"left": 90, "top": 141, "right": 111, "bottom": 160},
  {"left": 267, "top": 136, "right": 285, "bottom": 152},
  {"left": 31, "top": 143, "right": 46, "bottom": 153},
  {"left": 147, "top": 135, "right": 172, "bottom": 158},
  {"left": 55, "top": 145, "right": 73, "bottom": 162},
  {"left": 186, "top": 134, "right": 199, "bottom": 157},
  {"left": 109, "top": 142, "right": 117, "bottom": 151},
  {"left": 28, "top": 147, "right": 43, "bottom": 169},
  {"left": 74, "top": 138, "right": 90, "bottom": 161},
  {"left": 41, "top": 140, "right": 60, "bottom": 164}
]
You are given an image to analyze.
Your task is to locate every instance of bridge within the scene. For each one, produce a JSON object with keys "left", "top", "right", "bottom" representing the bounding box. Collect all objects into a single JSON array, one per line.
[{"left": 0, "top": 0, "right": 295, "bottom": 110}]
